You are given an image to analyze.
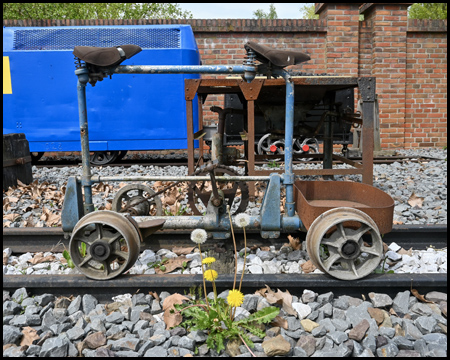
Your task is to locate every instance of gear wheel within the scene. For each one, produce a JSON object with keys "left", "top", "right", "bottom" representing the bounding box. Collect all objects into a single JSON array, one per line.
[{"left": 187, "top": 164, "right": 249, "bottom": 215}]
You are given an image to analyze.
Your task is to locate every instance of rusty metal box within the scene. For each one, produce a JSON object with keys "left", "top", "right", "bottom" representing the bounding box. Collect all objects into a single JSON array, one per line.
[{"left": 294, "top": 180, "right": 394, "bottom": 234}]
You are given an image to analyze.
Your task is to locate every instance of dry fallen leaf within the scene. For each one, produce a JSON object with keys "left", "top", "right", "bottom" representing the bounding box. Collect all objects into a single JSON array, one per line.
[
  {"left": 20, "top": 327, "right": 40, "bottom": 346},
  {"left": 3, "top": 252, "right": 9, "bottom": 265},
  {"left": 28, "top": 253, "right": 56, "bottom": 265},
  {"left": 255, "top": 285, "right": 296, "bottom": 317},
  {"left": 162, "top": 293, "right": 190, "bottom": 329},
  {"left": 172, "top": 246, "right": 195, "bottom": 256},
  {"left": 16, "top": 179, "right": 27, "bottom": 187},
  {"left": 287, "top": 235, "right": 301, "bottom": 250},
  {"left": 407, "top": 192, "right": 424, "bottom": 208},
  {"left": 276, "top": 288, "right": 297, "bottom": 317},
  {"left": 4, "top": 213, "right": 21, "bottom": 222},
  {"left": 411, "top": 289, "right": 434, "bottom": 304},
  {"left": 149, "top": 291, "right": 160, "bottom": 302},
  {"left": 155, "top": 256, "right": 192, "bottom": 274},
  {"left": 255, "top": 285, "right": 269, "bottom": 298},
  {"left": 271, "top": 315, "right": 288, "bottom": 330},
  {"left": 5, "top": 187, "right": 16, "bottom": 196},
  {"left": 45, "top": 212, "right": 60, "bottom": 227},
  {"left": 105, "top": 302, "right": 122, "bottom": 315},
  {"left": 301, "top": 260, "right": 316, "bottom": 274}
]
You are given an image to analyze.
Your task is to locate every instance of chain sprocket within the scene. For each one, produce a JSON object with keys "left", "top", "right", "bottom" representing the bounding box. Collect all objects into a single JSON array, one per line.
[{"left": 187, "top": 164, "right": 249, "bottom": 215}]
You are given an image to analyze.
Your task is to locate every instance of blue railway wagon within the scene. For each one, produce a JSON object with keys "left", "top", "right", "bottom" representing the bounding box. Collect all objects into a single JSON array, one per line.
[{"left": 3, "top": 25, "right": 200, "bottom": 159}]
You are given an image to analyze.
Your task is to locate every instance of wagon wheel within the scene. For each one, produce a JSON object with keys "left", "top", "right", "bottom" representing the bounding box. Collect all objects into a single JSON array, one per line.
[
  {"left": 69, "top": 211, "right": 140, "bottom": 280},
  {"left": 187, "top": 165, "right": 249, "bottom": 215},
  {"left": 90, "top": 151, "right": 119, "bottom": 165},
  {"left": 257, "top": 133, "right": 285, "bottom": 155},
  {"left": 293, "top": 138, "right": 319, "bottom": 161},
  {"left": 112, "top": 184, "right": 163, "bottom": 216},
  {"left": 306, "top": 207, "right": 383, "bottom": 280}
]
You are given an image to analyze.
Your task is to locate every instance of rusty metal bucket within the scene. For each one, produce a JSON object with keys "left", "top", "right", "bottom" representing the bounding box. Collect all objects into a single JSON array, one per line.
[{"left": 294, "top": 180, "right": 394, "bottom": 234}]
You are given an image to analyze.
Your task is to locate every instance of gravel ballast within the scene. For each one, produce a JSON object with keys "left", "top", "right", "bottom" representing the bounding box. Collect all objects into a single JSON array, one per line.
[{"left": 3, "top": 287, "right": 447, "bottom": 357}]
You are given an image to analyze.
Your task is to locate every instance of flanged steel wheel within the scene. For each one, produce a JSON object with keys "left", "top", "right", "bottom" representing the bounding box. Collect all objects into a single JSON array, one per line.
[
  {"left": 69, "top": 211, "right": 140, "bottom": 280},
  {"left": 112, "top": 184, "right": 163, "bottom": 216},
  {"left": 306, "top": 207, "right": 383, "bottom": 280}
]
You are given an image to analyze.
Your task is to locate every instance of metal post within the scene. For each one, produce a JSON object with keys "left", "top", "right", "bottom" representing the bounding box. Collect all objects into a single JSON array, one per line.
[
  {"left": 75, "top": 68, "right": 94, "bottom": 214},
  {"left": 323, "top": 115, "right": 333, "bottom": 173},
  {"left": 362, "top": 101, "right": 374, "bottom": 185},
  {"left": 186, "top": 99, "right": 195, "bottom": 175},
  {"left": 358, "top": 77, "right": 376, "bottom": 185},
  {"left": 278, "top": 71, "right": 296, "bottom": 217},
  {"left": 247, "top": 100, "right": 256, "bottom": 199}
]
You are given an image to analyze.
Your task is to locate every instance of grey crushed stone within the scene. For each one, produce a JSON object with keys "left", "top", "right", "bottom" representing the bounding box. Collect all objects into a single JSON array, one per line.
[{"left": 3, "top": 287, "right": 445, "bottom": 357}]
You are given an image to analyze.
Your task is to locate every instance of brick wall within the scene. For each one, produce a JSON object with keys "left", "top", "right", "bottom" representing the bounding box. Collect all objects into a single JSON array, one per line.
[{"left": 4, "top": 3, "right": 447, "bottom": 149}]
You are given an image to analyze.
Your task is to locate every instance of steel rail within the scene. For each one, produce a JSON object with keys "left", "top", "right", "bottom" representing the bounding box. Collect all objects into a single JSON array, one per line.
[
  {"left": 33, "top": 155, "right": 443, "bottom": 169},
  {"left": 3, "top": 225, "right": 447, "bottom": 254},
  {"left": 3, "top": 273, "right": 447, "bottom": 303}
]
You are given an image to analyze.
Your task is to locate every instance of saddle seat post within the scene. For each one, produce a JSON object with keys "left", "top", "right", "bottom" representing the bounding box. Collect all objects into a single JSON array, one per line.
[{"left": 75, "top": 67, "right": 95, "bottom": 214}]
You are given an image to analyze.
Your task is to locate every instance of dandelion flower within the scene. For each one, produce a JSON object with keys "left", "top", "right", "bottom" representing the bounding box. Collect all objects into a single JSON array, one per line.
[
  {"left": 204, "top": 269, "right": 218, "bottom": 282},
  {"left": 227, "top": 289, "right": 244, "bottom": 307},
  {"left": 202, "top": 257, "right": 216, "bottom": 265},
  {"left": 190, "top": 229, "right": 207, "bottom": 244},
  {"left": 235, "top": 213, "right": 250, "bottom": 228}
]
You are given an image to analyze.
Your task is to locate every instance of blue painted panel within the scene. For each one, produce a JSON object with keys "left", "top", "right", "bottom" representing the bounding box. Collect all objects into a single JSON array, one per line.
[{"left": 3, "top": 25, "right": 200, "bottom": 152}]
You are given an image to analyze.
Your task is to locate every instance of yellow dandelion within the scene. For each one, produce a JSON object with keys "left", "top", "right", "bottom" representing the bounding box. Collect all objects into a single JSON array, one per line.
[
  {"left": 204, "top": 269, "right": 218, "bottom": 282},
  {"left": 227, "top": 289, "right": 244, "bottom": 307},
  {"left": 202, "top": 257, "right": 216, "bottom": 265}
]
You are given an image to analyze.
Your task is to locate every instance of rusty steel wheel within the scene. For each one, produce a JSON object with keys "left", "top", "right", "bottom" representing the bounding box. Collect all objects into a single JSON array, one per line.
[
  {"left": 306, "top": 207, "right": 383, "bottom": 280},
  {"left": 187, "top": 165, "right": 249, "bottom": 215},
  {"left": 69, "top": 211, "right": 140, "bottom": 280},
  {"left": 112, "top": 184, "right": 163, "bottom": 216}
]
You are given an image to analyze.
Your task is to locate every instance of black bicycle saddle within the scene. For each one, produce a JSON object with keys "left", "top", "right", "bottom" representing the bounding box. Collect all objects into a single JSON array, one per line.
[
  {"left": 244, "top": 41, "right": 310, "bottom": 68},
  {"left": 73, "top": 45, "right": 142, "bottom": 67}
]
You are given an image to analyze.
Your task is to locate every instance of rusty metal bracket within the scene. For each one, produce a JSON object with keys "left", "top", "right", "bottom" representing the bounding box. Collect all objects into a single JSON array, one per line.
[
  {"left": 358, "top": 77, "right": 376, "bottom": 102},
  {"left": 185, "top": 79, "right": 201, "bottom": 101},
  {"left": 3, "top": 155, "right": 32, "bottom": 168},
  {"left": 238, "top": 78, "right": 264, "bottom": 101}
]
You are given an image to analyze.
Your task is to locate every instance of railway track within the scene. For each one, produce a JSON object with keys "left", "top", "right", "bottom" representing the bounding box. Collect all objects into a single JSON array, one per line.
[
  {"left": 3, "top": 224, "right": 447, "bottom": 254},
  {"left": 32, "top": 155, "right": 443, "bottom": 169},
  {"left": 3, "top": 225, "right": 447, "bottom": 302}
]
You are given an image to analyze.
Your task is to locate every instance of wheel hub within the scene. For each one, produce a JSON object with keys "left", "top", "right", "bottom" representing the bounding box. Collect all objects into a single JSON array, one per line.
[
  {"left": 341, "top": 240, "right": 360, "bottom": 259},
  {"left": 90, "top": 241, "right": 111, "bottom": 261},
  {"left": 128, "top": 196, "right": 150, "bottom": 216}
]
